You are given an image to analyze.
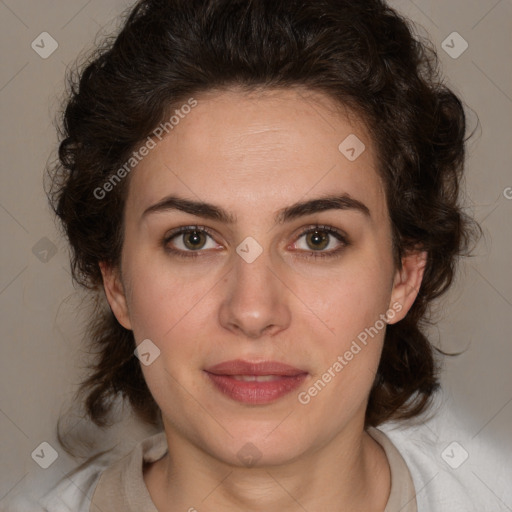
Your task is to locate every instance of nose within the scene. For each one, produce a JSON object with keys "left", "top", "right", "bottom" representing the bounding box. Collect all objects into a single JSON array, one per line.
[{"left": 218, "top": 249, "right": 291, "bottom": 339}]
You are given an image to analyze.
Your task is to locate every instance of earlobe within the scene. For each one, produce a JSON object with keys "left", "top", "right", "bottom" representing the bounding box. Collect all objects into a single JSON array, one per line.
[
  {"left": 387, "top": 250, "right": 427, "bottom": 325},
  {"left": 98, "top": 261, "right": 132, "bottom": 330}
]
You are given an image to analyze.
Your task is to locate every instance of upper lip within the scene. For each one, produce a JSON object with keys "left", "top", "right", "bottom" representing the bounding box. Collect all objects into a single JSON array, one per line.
[{"left": 204, "top": 359, "right": 307, "bottom": 376}]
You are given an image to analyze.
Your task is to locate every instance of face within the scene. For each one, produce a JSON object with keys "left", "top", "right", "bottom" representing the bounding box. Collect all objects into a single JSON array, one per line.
[{"left": 101, "top": 87, "right": 425, "bottom": 467}]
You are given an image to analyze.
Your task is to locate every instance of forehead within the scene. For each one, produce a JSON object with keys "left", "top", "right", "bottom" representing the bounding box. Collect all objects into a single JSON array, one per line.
[{"left": 125, "top": 87, "right": 388, "bottom": 224}]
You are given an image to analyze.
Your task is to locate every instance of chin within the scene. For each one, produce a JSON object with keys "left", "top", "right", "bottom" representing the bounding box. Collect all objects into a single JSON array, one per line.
[{"left": 201, "top": 424, "right": 312, "bottom": 469}]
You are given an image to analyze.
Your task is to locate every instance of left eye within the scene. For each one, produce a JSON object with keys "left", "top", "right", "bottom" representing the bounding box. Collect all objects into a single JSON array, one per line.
[{"left": 292, "top": 226, "right": 348, "bottom": 255}]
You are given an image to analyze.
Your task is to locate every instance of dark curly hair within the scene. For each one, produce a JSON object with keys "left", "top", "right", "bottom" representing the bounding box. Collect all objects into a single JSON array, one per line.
[{"left": 46, "top": 0, "right": 481, "bottom": 448}]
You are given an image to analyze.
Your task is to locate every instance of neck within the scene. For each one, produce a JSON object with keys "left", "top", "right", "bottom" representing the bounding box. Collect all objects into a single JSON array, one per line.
[{"left": 144, "top": 422, "right": 391, "bottom": 512}]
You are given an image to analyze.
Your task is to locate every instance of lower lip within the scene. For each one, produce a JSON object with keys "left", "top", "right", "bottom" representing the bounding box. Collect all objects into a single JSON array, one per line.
[{"left": 204, "top": 372, "right": 308, "bottom": 404}]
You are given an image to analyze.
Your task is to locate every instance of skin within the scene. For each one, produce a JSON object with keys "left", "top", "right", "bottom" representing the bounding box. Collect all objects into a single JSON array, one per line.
[{"left": 100, "top": 86, "right": 427, "bottom": 512}]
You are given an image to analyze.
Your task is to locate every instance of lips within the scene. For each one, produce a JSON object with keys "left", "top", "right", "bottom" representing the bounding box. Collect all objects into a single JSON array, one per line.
[
  {"left": 204, "top": 359, "right": 307, "bottom": 377},
  {"left": 204, "top": 359, "right": 308, "bottom": 404}
]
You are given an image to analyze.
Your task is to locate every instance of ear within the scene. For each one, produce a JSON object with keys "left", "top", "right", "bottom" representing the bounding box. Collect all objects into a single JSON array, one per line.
[
  {"left": 387, "top": 249, "right": 427, "bottom": 325},
  {"left": 98, "top": 261, "right": 132, "bottom": 330}
]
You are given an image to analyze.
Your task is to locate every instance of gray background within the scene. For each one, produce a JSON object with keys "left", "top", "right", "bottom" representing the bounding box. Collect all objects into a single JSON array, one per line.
[{"left": 1, "top": 0, "right": 511, "bottom": 507}]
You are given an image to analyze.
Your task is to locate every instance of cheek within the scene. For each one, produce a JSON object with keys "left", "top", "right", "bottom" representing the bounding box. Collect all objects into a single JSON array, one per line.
[
  {"left": 127, "top": 266, "right": 214, "bottom": 395},
  {"left": 308, "top": 256, "right": 393, "bottom": 343},
  {"left": 299, "top": 252, "right": 394, "bottom": 399},
  {"left": 297, "top": 280, "right": 389, "bottom": 424},
  {"left": 123, "top": 256, "right": 212, "bottom": 345},
  {"left": 318, "top": 287, "right": 388, "bottom": 386}
]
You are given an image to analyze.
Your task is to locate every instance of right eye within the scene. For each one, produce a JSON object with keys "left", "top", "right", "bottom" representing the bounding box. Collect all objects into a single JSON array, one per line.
[{"left": 162, "top": 225, "right": 221, "bottom": 258}]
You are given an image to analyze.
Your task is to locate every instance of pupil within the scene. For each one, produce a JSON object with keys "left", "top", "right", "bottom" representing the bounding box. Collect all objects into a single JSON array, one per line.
[
  {"left": 309, "top": 230, "right": 328, "bottom": 250},
  {"left": 185, "top": 230, "right": 204, "bottom": 249}
]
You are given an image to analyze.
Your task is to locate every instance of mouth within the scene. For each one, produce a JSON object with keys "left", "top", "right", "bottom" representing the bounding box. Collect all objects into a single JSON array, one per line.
[
  {"left": 230, "top": 375, "right": 285, "bottom": 382},
  {"left": 204, "top": 359, "right": 308, "bottom": 404}
]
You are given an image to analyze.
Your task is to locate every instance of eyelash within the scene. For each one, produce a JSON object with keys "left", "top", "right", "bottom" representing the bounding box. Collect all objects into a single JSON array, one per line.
[{"left": 162, "top": 224, "right": 350, "bottom": 260}]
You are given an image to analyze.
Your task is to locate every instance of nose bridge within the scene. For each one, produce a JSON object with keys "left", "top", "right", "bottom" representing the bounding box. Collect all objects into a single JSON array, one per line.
[
  {"left": 234, "top": 247, "right": 274, "bottom": 296},
  {"left": 218, "top": 245, "right": 291, "bottom": 338}
]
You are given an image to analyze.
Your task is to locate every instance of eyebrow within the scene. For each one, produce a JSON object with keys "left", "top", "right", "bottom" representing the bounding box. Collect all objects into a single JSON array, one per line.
[{"left": 141, "top": 193, "right": 370, "bottom": 224}]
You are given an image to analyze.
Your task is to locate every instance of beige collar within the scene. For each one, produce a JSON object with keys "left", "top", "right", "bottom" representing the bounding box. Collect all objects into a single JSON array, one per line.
[{"left": 368, "top": 427, "right": 418, "bottom": 512}]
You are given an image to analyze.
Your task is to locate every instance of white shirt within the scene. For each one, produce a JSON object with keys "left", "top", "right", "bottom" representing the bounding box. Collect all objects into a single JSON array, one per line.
[{"left": 5, "top": 394, "right": 511, "bottom": 512}]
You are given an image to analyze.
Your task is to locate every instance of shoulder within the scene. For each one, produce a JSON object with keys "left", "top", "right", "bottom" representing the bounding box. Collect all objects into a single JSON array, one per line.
[
  {"left": 378, "top": 394, "right": 512, "bottom": 512},
  {"left": 1, "top": 456, "right": 109, "bottom": 512},
  {"left": 36, "top": 457, "right": 109, "bottom": 512},
  {"left": 29, "top": 431, "right": 167, "bottom": 512}
]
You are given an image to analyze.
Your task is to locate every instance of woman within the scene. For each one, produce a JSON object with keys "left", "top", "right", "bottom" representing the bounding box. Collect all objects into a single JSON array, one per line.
[{"left": 32, "top": 0, "right": 493, "bottom": 510}]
